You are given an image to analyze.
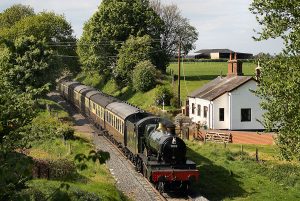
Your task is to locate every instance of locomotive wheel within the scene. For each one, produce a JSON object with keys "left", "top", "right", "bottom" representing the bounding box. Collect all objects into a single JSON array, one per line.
[
  {"left": 136, "top": 158, "right": 143, "bottom": 173},
  {"left": 157, "top": 182, "right": 165, "bottom": 194}
]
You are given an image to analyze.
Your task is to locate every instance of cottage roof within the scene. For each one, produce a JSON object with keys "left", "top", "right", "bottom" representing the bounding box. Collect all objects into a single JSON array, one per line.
[{"left": 188, "top": 76, "right": 254, "bottom": 101}]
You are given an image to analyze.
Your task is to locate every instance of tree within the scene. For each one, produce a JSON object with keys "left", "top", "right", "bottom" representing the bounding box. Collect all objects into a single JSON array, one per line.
[
  {"left": 0, "top": 6, "right": 79, "bottom": 73},
  {"left": 150, "top": 1, "right": 198, "bottom": 57},
  {"left": 0, "top": 4, "right": 34, "bottom": 29},
  {"left": 133, "top": 60, "right": 157, "bottom": 92},
  {"left": 0, "top": 79, "right": 36, "bottom": 200},
  {"left": 114, "top": 35, "right": 153, "bottom": 87},
  {"left": 0, "top": 36, "right": 56, "bottom": 92},
  {"left": 254, "top": 55, "right": 300, "bottom": 160},
  {"left": 77, "top": 0, "right": 166, "bottom": 75},
  {"left": 250, "top": 0, "right": 300, "bottom": 160},
  {"left": 250, "top": 0, "right": 300, "bottom": 54}
]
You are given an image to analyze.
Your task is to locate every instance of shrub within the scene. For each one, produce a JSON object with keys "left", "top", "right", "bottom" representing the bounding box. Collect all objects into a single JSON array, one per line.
[
  {"left": 154, "top": 85, "right": 173, "bottom": 106},
  {"left": 132, "top": 60, "right": 157, "bottom": 92}
]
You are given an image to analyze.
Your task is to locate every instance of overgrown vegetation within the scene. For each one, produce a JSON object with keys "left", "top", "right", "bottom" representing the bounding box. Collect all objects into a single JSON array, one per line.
[{"left": 250, "top": 0, "right": 300, "bottom": 160}]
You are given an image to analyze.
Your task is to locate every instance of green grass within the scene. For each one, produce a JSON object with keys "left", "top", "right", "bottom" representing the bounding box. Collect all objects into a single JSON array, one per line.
[
  {"left": 29, "top": 134, "right": 126, "bottom": 200},
  {"left": 27, "top": 99, "right": 128, "bottom": 201},
  {"left": 168, "top": 62, "right": 257, "bottom": 101},
  {"left": 187, "top": 141, "right": 300, "bottom": 201}
]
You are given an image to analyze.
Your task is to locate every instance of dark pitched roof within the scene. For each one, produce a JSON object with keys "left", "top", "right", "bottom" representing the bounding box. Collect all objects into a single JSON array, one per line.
[
  {"left": 188, "top": 76, "right": 255, "bottom": 101},
  {"left": 195, "top": 49, "right": 233, "bottom": 54}
]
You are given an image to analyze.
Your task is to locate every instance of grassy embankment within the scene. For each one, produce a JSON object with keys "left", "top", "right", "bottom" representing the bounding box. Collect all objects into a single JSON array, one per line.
[
  {"left": 76, "top": 61, "right": 257, "bottom": 110},
  {"left": 27, "top": 99, "right": 127, "bottom": 200}
]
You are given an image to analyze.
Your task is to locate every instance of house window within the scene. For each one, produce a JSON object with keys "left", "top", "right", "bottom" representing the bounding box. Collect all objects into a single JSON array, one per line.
[
  {"left": 219, "top": 108, "right": 224, "bottom": 121},
  {"left": 204, "top": 106, "right": 208, "bottom": 118},
  {"left": 241, "top": 108, "right": 251, "bottom": 122},
  {"left": 192, "top": 103, "right": 195, "bottom": 114},
  {"left": 197, "top": 105, "right": 201, "bottom": 116}
]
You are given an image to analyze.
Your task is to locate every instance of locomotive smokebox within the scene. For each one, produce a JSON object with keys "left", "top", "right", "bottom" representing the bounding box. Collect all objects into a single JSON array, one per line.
[{"left": 145, "top": 123, "right": 186, "bottom": 164}]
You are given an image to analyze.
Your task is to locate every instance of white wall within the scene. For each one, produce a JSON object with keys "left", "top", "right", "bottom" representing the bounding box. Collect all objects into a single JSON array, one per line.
[
  {"left": 210, "top": 53, "right": 220, "bottom": 59},
  {"left": 188, "top": 97, "right": 210, "bottom": 127},
  {"left": 213, "top": 93, "right": 229, "bottom": 129},
  {"left": 230, "top": 80, "right": 264, "bottom": 130}
]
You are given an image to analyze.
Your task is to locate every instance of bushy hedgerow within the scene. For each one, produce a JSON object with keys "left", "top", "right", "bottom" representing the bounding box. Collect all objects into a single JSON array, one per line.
[
  {"left": 154, "top": 85, "right": 173, "bottom": 106},
  {"left": 132, "top": 60, "right": 157, "bottom": 92}
]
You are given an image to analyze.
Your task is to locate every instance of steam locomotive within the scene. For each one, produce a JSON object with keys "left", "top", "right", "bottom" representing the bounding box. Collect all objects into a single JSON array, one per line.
[{"left": 58, "top": 81, "right": 199, "bottom": 193}]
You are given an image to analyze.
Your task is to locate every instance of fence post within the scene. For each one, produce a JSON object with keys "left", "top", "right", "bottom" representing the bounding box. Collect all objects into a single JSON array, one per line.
[{"left": 256, "top": 148, "right": 259, "bottom": 162}]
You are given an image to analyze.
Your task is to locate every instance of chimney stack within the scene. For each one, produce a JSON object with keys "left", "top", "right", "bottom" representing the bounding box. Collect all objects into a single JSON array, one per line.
[{"left": 227, "top": 52, "right": 243, "bottom": 77}]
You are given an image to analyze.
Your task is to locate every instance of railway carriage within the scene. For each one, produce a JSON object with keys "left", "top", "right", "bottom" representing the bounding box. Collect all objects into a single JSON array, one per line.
[
  {"left": 58, "top": 80, "right": 199, "bottom": 193},
  {"left": 90, "top": 93, "right": 117, "bottom": 130},
  {"left": 105, "top": 102, "right": 150, "bottom": 149},
  {"left": 73, "top": 85, "right": 91, "bottom": 111},
  {"left": 78, "top": 86, "right": 94, "bottom": 113},
  {"left": 84, "top": 90, "right": 102, "bottom": 118}
]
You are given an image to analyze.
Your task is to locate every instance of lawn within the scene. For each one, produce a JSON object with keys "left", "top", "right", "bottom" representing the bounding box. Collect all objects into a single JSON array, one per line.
[
  {"left": 187, "top": 141, "right": 300, "bottom": 201},
  {"left": 168, "top": 61, "right": 257, "bottom": 102}
]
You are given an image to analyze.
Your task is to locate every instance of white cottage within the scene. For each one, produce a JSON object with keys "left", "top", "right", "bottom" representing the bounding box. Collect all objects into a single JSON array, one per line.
[{"left": 187, "top": 53, "right": 264, "bottom": 130}]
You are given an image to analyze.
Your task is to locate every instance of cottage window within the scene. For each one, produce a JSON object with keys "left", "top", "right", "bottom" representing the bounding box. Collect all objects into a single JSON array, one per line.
[
  {"left": 204, "top": 106, "right": 208, "bottom": 118},
  {"left": 219, "top": 108, "right": 224, "bottom": 121},
  {"left": 197, "top": 105, "right": 201, "bottom": 116},
  {"left": 192, "top": 103, "right": 195, "bottom": 114},
  {"left": 241, "top": 108, "right": 251, "bottom": 122}
]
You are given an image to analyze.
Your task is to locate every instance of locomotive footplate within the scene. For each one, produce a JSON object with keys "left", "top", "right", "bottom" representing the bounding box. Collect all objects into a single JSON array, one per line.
[
  {"left": 151, "top": 169, "right": 199, "bottom": 182},
  {"left": 145, "top": 160, "right": 199, "bottom": 183}
]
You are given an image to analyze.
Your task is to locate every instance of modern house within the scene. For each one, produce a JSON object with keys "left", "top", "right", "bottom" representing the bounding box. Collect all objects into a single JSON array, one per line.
[
  {"left": 187, "top": 53, "right": 264, "bottom": 130},
  {"left": 190, "top": 49, "right": 253, "bottom": 60}
]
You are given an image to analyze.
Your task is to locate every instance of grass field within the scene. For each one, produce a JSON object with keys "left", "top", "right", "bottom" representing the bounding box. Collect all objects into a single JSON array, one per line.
[
  {"left": 168, "top": 61, "right": 257, "bottom": 102},
  {"left": 187, "top": 141, "right": 300, "bottom": 201}
]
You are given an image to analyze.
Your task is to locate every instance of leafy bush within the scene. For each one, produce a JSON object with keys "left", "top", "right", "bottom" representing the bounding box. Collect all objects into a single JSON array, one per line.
[
  {"left": 154, "top": 85, "right": 173, "bottom": 106},
  {"left": 57, "top": 125, "right": 75, "bottom": 140},
  {"left": 132, "top": 60, "right": 157, "bottom": 92}
]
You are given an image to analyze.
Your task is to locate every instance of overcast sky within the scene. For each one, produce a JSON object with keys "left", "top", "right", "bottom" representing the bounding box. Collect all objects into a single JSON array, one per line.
[{"left": 1, "top": 0, "right": 284, "bottom": 55}]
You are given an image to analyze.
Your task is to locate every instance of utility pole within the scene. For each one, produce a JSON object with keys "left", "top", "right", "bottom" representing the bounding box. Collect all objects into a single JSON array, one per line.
[{"left": 177, "top": 40, "right": 181, "bottom": 108}]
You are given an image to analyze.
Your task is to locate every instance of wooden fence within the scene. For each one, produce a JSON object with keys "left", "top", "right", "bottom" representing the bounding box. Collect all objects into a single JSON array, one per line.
[{"left": 205, "top": 132, "right": 232, "bottom": 143}]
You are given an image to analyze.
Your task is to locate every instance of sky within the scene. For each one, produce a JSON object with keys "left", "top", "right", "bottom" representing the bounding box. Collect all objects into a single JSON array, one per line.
[{"left": 1, "top": 0, "right": 284, "bottom": 55}]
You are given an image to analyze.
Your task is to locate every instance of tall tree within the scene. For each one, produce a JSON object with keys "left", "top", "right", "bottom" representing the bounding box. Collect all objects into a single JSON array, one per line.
[
  {"left": 250, "top": 0, "right": 300, "bottom": 160},
  {"left": 77, "top": 0, "right": 165, "bottom": 75},
  {"left": 0, "top": 6, "right": 79, "bottom": 74},
  {"left": 150, "top": 1, "right": 198, "bottom": 57},
  {"left": 0, "top": 78, "right": 35, "bottom": 200},
  {"left": 0, "top": 4, "right": 34, "bottom": 29},
  {"left": 0, "top": 36, "right": 56, "bottom": 92}
]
